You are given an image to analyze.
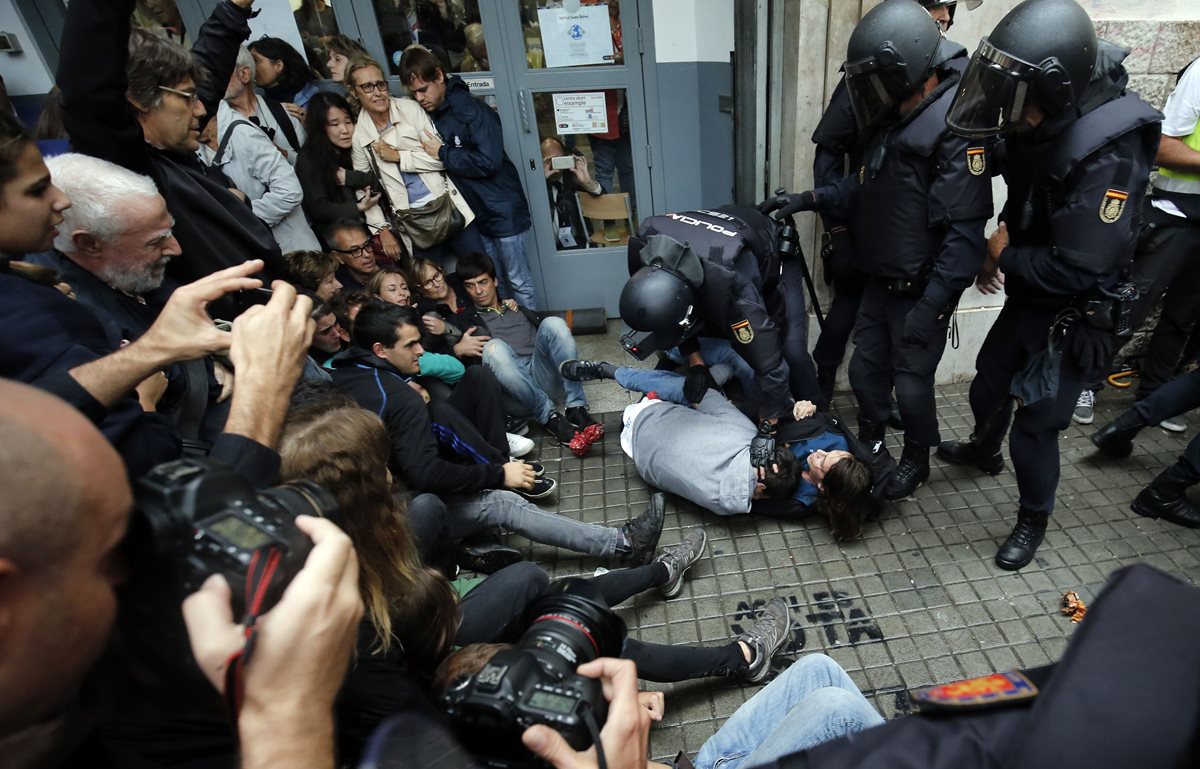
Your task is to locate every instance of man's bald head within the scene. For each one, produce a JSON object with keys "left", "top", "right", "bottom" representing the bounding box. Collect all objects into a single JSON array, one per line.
[{"left": 0, "top": 381, "right": 131, "bottom": 736}]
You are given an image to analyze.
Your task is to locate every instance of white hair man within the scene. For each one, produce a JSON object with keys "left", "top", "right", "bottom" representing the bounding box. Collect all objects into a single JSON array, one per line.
[
  {"left": 203, "top": 46, "right": 321, "bottom": 253},
  {"left": 221, "top": 45, "right": 306, "bottom": 163}
]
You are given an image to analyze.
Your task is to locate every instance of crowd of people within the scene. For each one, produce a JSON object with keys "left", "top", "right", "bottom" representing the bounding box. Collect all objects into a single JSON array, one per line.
[{"left": 3, "top": 0, "right": 1200, "bottom": 767}]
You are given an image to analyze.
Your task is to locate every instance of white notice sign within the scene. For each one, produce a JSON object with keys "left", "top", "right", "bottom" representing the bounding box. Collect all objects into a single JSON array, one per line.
[
  {"left": 552, "top": 92, "right": 609, "bottom": 135},
  {"left": 537, "top": 5, "right": 615, "bottom": 68}
]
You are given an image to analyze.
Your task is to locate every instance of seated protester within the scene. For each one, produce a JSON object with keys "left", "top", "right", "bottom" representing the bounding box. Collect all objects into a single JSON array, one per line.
[
  {"left": 330, "top": 289, "right": 370, "bottom": 343},
  {"left": 369, "top": 269, "right": 466, "bottom": 393},
  {"left": 330, "top": 301, "right": 557, "bottom": 499},
  {"left": 306, "top": 299, "right": 344, "bottom": 379},
  {"left": 278, "top": 404, "right": 675, "bottom": 763},
  {"left": 285, "top": 248, "right": 343, "bottom": 300},
  {"left": 541, "top": 136, "right": 601, "bottom": 250},
  {"left": 58, "top": 0, "right": 290, "bottom": 306},
  {"left": 457, "top": 251, "right": 601, "bottom": 451},
  {"left": 561, "top": 360, "right": 890, "bottom": 538},
  {"left": 216, "top": 49, "right": 322, "bottom": 254},
  {"left": 367, "top": 266, "right": 414, "bottom": 307},
  {"left": 223, "top": 45, "right": 305, "bottom": 163},
  {"left": 411, "top": 256, "right": 483, "bottom": 358},
  {"left": 325, "top": 217, "right": 383, "bottom": 291},
  {"left": 297, "top": 91, "right": 381, "bottom": 237},
  {"left": 248, "top": 36, "right": 323, "bottom": 109},
  {"left": 28, "top": 152, "right": 230, "bottom": 444}
]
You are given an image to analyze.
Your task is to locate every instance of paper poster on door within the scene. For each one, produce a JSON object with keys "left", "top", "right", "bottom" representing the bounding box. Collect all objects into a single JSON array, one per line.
[
  {"left": 552, "top": 92, "right": 609, "bottom": 135},
  {"left": 537, "top": 4, "right": 614, "bottom": 68}
]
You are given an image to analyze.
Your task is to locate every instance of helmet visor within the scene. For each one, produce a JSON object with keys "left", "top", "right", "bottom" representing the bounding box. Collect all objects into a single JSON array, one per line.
[
  {"left": 844, "top": 60, "right": 901, "bottom": 131},
  {"left": 620, "top": 324, "right": 697, "bottom": 361},
  {"left": 946, "top": 39, "right": 1037, "bottom": 137}
]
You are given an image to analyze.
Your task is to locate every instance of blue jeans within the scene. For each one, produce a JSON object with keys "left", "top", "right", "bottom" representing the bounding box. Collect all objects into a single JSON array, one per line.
[
  {"left": 483, "top": 317, "right": 586, "bottom": 424},
  {"left": 481, "top": 229, "right": 538, "bottom": 309},
  {"left": 694, "top": 654, "right": 883, "bottom": 769},
  {"left": 664, "top": 337, "right": 758, "bottom": 397}
]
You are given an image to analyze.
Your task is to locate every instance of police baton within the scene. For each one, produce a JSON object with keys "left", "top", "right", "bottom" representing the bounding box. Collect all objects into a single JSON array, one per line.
[{"left": 777, "top": 212, "right": 826, "bottom": 330}]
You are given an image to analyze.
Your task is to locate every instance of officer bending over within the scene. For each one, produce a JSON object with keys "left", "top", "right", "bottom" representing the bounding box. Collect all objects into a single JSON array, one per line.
[
  {"left": 938, "top": 0, "right": 1161, "bottom": 570},
  {"left": 763, "top": 0, "right": 993, "bottom": 501}
]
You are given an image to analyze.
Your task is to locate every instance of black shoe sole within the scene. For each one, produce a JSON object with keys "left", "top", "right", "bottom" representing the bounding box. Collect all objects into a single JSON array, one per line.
[
  {"left": 1131, "top": 499, "right": 1200, "bottom": 528},
  {"left": 883, "top": 477, "right": 927, "bottom": 501},
  {"left": 518, "top": 479, "right": 558, "bottom": 500}
]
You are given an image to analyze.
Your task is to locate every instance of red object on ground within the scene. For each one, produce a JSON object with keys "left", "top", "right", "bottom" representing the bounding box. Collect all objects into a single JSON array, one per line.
[{"left": 569, "top": 423, "right": 604, "bottom": 457}]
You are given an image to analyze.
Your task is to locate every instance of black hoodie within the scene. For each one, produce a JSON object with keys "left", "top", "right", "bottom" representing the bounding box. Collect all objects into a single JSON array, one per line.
[{"left": 330, "top": 346, "right": 505, "bottom": 494}]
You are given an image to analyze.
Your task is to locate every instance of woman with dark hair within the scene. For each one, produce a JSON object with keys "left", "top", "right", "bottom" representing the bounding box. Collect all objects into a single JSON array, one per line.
[
  {"left": 248, "top": 36, "right": 321, "bottom": 108},
  {"left": 296, "top": 91, "right": 381, "bottom": 234},
  {"left": 0, "top": 112, "right": 72, "bottom": 274}
]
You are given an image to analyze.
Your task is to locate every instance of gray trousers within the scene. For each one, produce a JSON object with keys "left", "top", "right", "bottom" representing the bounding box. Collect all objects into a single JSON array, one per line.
[{"left": 442, "top": 490, "right": 619, "bottom": 557}]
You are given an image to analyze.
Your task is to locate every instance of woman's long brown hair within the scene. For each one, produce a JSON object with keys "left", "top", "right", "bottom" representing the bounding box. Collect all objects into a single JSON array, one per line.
[{"left": 279, "top": 403, "right": 459, "bottom": 681}]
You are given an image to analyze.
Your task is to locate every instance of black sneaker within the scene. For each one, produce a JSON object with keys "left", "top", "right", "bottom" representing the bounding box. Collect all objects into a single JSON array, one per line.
[
  {"left": 565, "top": 405, "right": 600, "bottom": 430},
  {"left": 514, "top": 458, "right": 545, "bottom": 477},
  {"left": 619, "top": 492, "right": 665, "bottom": 565},
  {"left": 544, "top": 412, "right": 579, "bottom": 446},
  {"left": 559, "top": 359, "right": 613, "bottom": 381},
  {"left": 654, "top": 528, "right": 707, "bottom": 598},
  {"left": 739, "top": 597, "right": 792, "bottom": 684},
  {"left": 457, "top": 543, "right": 525, "bottom": 575},
  {"left": 516, "top": 476, "right": 557, "bottom": 501},
  {"left": 505, "top": 415, "right": 530, "bottom": 436}
]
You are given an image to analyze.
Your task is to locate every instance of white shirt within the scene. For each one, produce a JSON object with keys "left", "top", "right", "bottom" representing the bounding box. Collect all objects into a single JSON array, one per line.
[{"left": 1152, "top": 59, "right": 1200, "bottom": 218}]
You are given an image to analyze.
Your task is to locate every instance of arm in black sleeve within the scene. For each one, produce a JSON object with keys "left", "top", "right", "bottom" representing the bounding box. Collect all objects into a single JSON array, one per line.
[
  {"left": 190, "top": 1, "right": 253, "bottom": 128},
  {"left": 924, "top": 220, "right": 987, "bottom": 306},
  {"left": 809, "top": 176, "right": 860, "bottom": 222},
  {"left": 57, "top": 0, "right": 149, "bottom": 174},
  {"left": 385, "top": 385, "right": 505, "bottom": 495},
  {"left": 297, "top": 156, "right": 363, "bottom": 226},
  {"left": 726, "top": 275, "right": 791, "bottom": 420},
  {"left": 813, "top": 146, "right": 851, "bottom": 231},
  {"left": 209, "top": 434, "right": 281, "bottom": 488},
  {"left": 923, "top": 134, "right": 993, "bottom": 306}
]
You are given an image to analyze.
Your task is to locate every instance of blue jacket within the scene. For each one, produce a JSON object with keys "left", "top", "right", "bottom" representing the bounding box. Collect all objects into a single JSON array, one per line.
[{"left": 431, "top": 75, "right": 532, "bottom": 238}]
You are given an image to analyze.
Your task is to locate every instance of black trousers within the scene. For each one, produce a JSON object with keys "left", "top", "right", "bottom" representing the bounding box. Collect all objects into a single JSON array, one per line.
[
  {"left": 1131, "top": 367, "right": 1200, "bottom": 475},
  {"left": 453, "top": 561, "right": 748, "bottom": 682},
  {"left": 404, "top": 492, "right": 456, "bottom": 578},
  {"left": 428, "top": 365, "right": 510, "bottom": 465},
  {"left": 776, "top": 257, "right": 822, "bottom": 402},
  {"left": 848, "top": 279, "right": 954, "bottom": 446},
  {"left": 966, "top": 302, "right": 1090, "bottom": 516},
  {"left": 1128, "top": 207, "right": 1200, "bottom": 398},
  {"left": 812, "top": 269, "right": 867, "bottom": 372}
]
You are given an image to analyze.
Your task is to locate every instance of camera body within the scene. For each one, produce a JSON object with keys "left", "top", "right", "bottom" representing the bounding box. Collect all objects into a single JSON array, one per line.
[
  {"left": 550, "top": 155, "right": 576, "bottom": 171},
  {"left": 442, "top": 579, "right": 626, "bottom": 768}
]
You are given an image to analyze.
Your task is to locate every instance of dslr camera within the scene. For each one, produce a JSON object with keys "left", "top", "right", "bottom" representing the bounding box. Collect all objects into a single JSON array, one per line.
[
  {"left": 442, "top": 578, "right": 627, "bottom": 768},
  {"left": 120, "top": 458, "right": 337, "bottom": 671}
]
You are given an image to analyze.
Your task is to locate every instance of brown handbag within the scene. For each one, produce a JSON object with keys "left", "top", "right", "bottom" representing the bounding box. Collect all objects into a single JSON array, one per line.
[{"left": 392, "top": 190, "right": 467, "bottom": 249}]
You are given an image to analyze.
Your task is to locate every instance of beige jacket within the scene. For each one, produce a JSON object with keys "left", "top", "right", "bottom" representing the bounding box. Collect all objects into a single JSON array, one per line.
[{"left": 351, "top": 96, "right": 475, "bottom": 253}]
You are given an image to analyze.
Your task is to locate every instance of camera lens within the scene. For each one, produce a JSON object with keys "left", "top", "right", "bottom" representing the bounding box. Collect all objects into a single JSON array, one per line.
[{"left": 519, "top": 578, "right": 626, "bottom": 674}]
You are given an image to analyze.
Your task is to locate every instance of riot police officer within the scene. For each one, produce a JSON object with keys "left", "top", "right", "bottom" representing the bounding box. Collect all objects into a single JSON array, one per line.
[
  {"left": 619, "top": 205, "right": 820, "bottom": 469},
  {"left": 937, "top": 0, "right": 1161, "bottom": 570},
  {"left": 763, "top": 0, "right": 994, "bottom": 501},
  {"left": 810, "top": 0, "right": 982, "bottom": 409}
]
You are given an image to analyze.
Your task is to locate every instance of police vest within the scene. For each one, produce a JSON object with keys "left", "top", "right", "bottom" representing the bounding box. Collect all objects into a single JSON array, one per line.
[
  {"left": 1156, "top": 58, "right": 1200, "bottom": 197},
  {"left": 852, "top": 79, "right": 962, "bottom": 281}
]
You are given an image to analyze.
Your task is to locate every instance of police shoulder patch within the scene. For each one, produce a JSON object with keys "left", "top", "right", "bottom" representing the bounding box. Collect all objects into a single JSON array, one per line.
[
  {"left": 967, "top": 147, "right": 986, "bottom": 176},
  {"left": 731, "top": 320, "right": 754, "bottom": 344},
  {"left": 1099, "top": 188, "right": 1128, "bottom": 224},
  {"left": 911, "top": 671, "right": 1039, "bottom": 712}
]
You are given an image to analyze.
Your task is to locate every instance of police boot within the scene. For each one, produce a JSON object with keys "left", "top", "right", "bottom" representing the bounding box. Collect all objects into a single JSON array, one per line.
[
  {"left": 884, "top": 439, "right": 930, "bottom": 500},
  {"left": 816, "top": 367, "right": 837, "bottom": 411},
  {"left": 1131, "top": 461, "right": 1200, "bottom": 528},
  {"left": 995, "top": 509, "right": 1048, "bottom": 571},
  {"left": 1089, "top": 408, "right": 1146, "bottom": 459},
  {"left": 856, "top": 419, "right": 888, "bottom": 459},
  {"left": 937, "top": 433, "right": 1005, "bottom": 475}
]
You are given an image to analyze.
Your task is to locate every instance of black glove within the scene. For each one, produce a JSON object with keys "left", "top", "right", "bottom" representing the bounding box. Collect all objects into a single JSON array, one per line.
[
  {"left": 749, "top": 421, "right": 777, "bottom": 468},
  {"left": 1066, "top": 320, "right": 1113, "bottom": 379},
  {"left": 683, "top": 364, "right": 717, "bottom": 404},
  {"left": 901, "top": 298, "right": 946, "bottom": 347},
  {"left": 757, "top": 191, "right": 816, "bottom": 219}
]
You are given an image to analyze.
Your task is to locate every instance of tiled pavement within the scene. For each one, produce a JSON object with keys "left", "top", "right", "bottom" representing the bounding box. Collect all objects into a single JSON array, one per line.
[{"left": 502, "top": 327, "right": 1200, "bottom": 761}]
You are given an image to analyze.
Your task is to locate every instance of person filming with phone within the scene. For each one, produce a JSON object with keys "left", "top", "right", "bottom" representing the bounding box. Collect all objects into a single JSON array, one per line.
[{"left": 541, "top": 136, "right": 601, "bottom": 251}]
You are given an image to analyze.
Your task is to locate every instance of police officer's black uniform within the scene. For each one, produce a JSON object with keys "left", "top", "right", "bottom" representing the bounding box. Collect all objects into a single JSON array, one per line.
[
  {"left": 937, "top": 0, "right": 1162, "bottom": 570},
  {"left": 621, "top": 206, "right": 819, "bottom": 424},
  {"left": 766, "top": 2, "right": 993, "bottom": 501}
]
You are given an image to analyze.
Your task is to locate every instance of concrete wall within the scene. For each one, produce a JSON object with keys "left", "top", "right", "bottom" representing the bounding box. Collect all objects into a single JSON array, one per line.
[{"left": 650, "top": 0, "right": 736, "bottom": 212}]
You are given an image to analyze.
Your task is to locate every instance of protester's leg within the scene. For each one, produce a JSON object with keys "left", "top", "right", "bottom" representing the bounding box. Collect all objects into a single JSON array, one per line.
[
  {"left": 404, "top": 492, "right": 456, "bottom": 578},
  {"left": 441, "top": 490, "right": 619, "bottom": 557},
  {"left": 446, "top": 365, "right": 512, "bottom": 456},
  {"left": 613, "top": 367, "right": 689, "bottom": 403},
  {"left": 481, "top": 231, "right": 538, "bottom": 309},
  {"left": 587, "top": 563, "right": 667, "bottom": 606},
  {"left": 455, "top": 562, "right": 549, "bottom": 645},
  {"left": 693, "top": 654, "right": 883, "bottom": 769},
  {"left": 620, "top": 638, "right": 747, "bottom": 682},
  {"left": 532, "top": 317, "right": 586, "bottom": 408},
  {"left": 427, "top": 399, "right": 508, "bottom": 466},
  {"left": 483, "top": 338, "right": 555, "bottom": 424}
]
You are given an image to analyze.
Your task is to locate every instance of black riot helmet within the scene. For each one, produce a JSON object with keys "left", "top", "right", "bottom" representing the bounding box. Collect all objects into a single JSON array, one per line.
[
  {"left": 844, "top": 1, "right": 943, "bottom": 131},
  {"left": 946, "top": 0, "right": 1097, "bottom": 137},
  {"left": 916, "top": 1, "right": 984, "bottom": 31},
  {"left": 618, "top": 264, "right": 700, "bottom": 358}
]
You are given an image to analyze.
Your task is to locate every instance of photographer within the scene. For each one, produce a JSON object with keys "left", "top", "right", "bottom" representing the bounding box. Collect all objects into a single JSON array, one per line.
[{"left": 541, "top": 136, "right": 601, "bottom": 250}]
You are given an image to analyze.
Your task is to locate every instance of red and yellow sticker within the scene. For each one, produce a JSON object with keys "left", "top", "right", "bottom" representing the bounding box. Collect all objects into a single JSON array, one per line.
[
  {"left": 967, "top": 147, "right": 986, "bottom": 176},
  {"left": 912, "top": 671, "right": 1038, "bottom": 710},
  {"left": 1100, "top": 188, "right": 1128, "bottom": 224},
  {"left": 731, "top": 320, "right": 754, "bottom": 344}
]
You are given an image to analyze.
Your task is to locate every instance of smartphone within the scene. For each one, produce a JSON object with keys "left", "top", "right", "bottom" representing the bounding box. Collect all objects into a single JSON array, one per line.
[{"left": 550, "top": 155, "right": 575, "bottom": 170}]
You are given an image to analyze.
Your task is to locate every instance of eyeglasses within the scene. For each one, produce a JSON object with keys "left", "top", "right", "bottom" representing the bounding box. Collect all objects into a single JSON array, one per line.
[
  {"left": 356, "top": 80, "right": 390, "bottom": 93},
  {"left": 158, "top": 85, "right": 200, "bottom": 105},
  {"left": 419, "top": 271, "right": 445, "bottom": 290},
  {"left": 335, "top": 242, "right": 373, "bottom": 259}
]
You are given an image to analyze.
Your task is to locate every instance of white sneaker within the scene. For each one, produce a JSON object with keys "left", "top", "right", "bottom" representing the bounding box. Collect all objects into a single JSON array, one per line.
[
  {"left": 507, "top": 432, "right": 534, "bottom": 457},
  {"left": 1159, "top": 416, "right": 1187, "bottom": 433}
]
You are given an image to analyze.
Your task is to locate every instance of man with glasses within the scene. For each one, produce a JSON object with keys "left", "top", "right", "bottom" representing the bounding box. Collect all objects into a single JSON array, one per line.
[
  {"left": 222, "top": 45, "right": 305, "bottom": 164},
  {"left": 324, "top": 218, "right": 382, "bottom": 292},
  {"left": 58, "top": 0, "right": 291, "bottom": 316}
]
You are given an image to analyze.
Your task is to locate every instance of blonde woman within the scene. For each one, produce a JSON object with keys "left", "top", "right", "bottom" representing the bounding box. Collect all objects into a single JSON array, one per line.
[{"left": 347, "top": 58, "right": 485, "bottom": 264}]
